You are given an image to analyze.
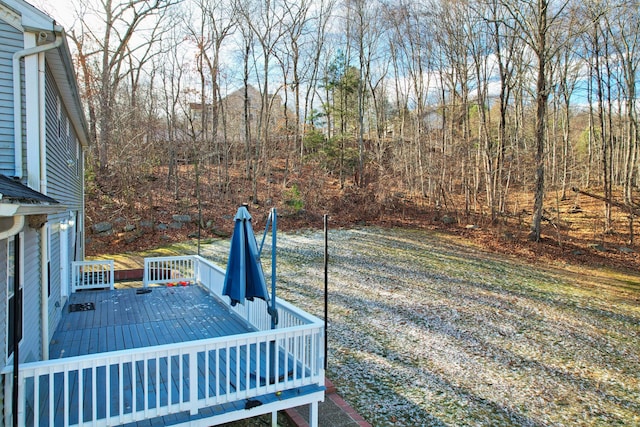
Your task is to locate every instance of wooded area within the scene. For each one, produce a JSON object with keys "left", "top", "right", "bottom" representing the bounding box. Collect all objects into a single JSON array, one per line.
[{"left": 58, "top": 0, "right": 640, "bottom": 250}]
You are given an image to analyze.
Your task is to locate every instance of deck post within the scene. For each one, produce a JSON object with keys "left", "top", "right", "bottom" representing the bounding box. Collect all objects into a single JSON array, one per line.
[
  {"left": 271, "top": 410, "right": 277, "bottom": 427},
  {"left": 143, "top": 258, "right": 149, "bottom": 288},
  {"left": 309, "top": 401, "right": 319, "bottom": 427},
  {"left": 189, "top": 351, "right": 198, "bottom": 415}
]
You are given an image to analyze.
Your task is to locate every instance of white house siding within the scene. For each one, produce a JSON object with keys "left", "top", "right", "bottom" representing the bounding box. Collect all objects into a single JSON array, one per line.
[
  {"left": 0, "top": 19, "right": 23, "bottom": 177},
  {"left": 45, "top": 66, "right": 83, "bottom": 218},
  {"left": 0, "top": 228, "right": 40, "bottom": 366},
  {"left": 44, "top": 66, "right": 84, "bottom": 337},
  {"left": 47, "top": 222, "right": 61, "bottom": 338}
]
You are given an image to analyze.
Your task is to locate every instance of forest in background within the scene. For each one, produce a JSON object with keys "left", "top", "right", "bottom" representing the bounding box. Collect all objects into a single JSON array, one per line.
[{"left": 47, "top": 0, "right": 640, "bottom": 267}]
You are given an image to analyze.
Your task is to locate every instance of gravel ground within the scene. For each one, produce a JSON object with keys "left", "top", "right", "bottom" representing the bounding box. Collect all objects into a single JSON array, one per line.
[{"left": 200, "top": 226, "right": 640, "bottom": 427}]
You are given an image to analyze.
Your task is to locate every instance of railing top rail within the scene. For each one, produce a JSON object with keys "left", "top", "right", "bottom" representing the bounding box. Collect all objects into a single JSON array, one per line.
[
  {"left": 273, "top": 297, "right": 325, "bottom": 327},
  {"left": 1, "top": 322, "right": 323, "bottom": 375},
  {"left": 144, "top": 255, "right": 196, "bottom": 262},
  {"left": 194, "top": 255, "right": 324, "bottom": 327},
  {"left": 193, "top": 254, "right": 224, "bottom": 271},
  {"left": 73, "top": 260, "right": 114, "bottom": 265}
]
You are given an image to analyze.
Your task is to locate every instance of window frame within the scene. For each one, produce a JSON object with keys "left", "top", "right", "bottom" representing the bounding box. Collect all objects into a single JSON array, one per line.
[{"left": 7, "top": 232, "right": 24, "bottom": 360}]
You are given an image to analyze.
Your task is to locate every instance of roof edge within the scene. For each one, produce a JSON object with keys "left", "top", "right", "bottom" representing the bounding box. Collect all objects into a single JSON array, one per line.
[{"left": 1, "top": 0, "right": 56, "bottom": 31}]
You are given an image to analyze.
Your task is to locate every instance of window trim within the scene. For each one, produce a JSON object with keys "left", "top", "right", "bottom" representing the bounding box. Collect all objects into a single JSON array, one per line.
[{"left": 7, "top": 232, "right": 24, "bottom": 361}]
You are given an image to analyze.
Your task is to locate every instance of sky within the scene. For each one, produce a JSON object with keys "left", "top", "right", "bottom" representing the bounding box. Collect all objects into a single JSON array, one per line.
[{"left": 31, "top": 0, "right": 75, "bottom": 28}]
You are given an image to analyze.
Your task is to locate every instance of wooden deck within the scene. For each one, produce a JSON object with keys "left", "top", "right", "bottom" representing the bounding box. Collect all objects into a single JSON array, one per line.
[
  {"left": 51, "top": 285, "right": 251, "bottom": 358},
  {"left": 19, "top": 285, "right": 323, "bottom": 426}
]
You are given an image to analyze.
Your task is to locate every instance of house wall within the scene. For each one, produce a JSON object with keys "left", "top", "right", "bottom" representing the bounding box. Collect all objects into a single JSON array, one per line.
[
  {"left": 0, "top": 18, "right": 23, "bottom": 177},
  {"left": 20, "top": 227, "right": 41, "bottom": 362},
  {"left": 44, "top": 65, "right": 84, "bottom": 339},
  {"left": 0, "top": 15, "right": 43, "bottom": 367},
  {"left": 0, "top": 239, "right": 6, "bottom": 366},
  {"left": 0, "top": 227, "right": 41, "bottom": 366},
  {"left": 0, "top": 24, "right": 87, "bottom": 362}
]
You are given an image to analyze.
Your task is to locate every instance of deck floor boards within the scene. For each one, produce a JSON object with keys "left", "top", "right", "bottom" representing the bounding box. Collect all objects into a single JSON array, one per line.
[
  {"left": 26, "top": 285, "right": 322, "bottom": 426},
  {"left": 51, "top": 286, "right": 251, "bottom": 358}
]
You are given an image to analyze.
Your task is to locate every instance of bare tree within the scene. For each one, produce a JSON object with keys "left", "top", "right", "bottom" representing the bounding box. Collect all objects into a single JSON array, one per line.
[
  {"left": 582, "top": 1, "right": 615, "bottom": 231},
  {"left": 432, "top": 0, "right": 473, "bottom": 212},
  {"left": 157, "top": 29, "right": 187, "bottom": 195},
  {"left": 234, "top": 0, "right": 287, "bottom": 203},
  {"left": 385, "top": 1, "right": 436, "bottom": 198},
  {"left": 550, "top": 11, "right": 581, "bottom": 200},
  {"left": 348, "top": 0, "right": 378, "bottom": 187},
  {"left": 502, "top": 0, "right": 572, "bottom": 241},
  {"left": 70, "top": 0, "right": 179, "bottom": 172},
  {"left": 606, "top": 1, "right": 640, "bottom": 207},
  {"left": 301, "top": 0, "right": 336, "bottom": 157},
  {"left": 273, "top": 0, "right": 313, "bottom": 177},
  {"left": 482, "top": 0, "right": 520, "bottom": 216}
]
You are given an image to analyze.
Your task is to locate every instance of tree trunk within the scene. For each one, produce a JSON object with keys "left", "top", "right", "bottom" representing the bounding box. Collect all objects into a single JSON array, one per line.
[{"left": 529, "top": 1, "right": 548, "bottom": 242}]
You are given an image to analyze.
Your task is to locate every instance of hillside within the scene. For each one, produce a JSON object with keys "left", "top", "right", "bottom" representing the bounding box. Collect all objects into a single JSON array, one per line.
[{"left": 84, "top": 160, "right": 640, "bottom": 273}]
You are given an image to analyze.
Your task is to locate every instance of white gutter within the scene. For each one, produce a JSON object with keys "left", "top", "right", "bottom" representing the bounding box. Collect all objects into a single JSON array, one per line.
[
  {"left": 40, "top": 49, "right": 51, "bottom": 357},
  {"left": 0, "top": 202, "right": 65, "bottom": 217},
  {"left": 38, "top": 48, "right": 45, "bottom": 193},
  {"left": 13, "top": 33, "right": 63, "bottom": 179}
]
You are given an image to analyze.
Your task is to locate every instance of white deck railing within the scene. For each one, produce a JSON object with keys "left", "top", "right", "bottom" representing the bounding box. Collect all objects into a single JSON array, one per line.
[
  {"left": 143, "top": 255, "right": 196, "bottom": 287},
  {"left": 71, "top": 260, "right": 114, "bottom": 292},
  {"left": 3, "top": 255, "right": 325, "bottom": 427},
  {"left": 193, "top": 256, "right": 315, "bottom": 331}
]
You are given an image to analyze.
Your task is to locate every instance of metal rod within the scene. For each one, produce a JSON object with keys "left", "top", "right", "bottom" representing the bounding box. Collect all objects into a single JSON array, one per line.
[
  {"left": 259, "top": 210, "right": 272, "bottom": 256},
  {"left": 271, "top": 208, "right": 277, "bottom": 330},
  {"left": 323, "top": 214, "right": 328, "bottom": 370},
  {"left": 269, "top": 208, "right": 277, "bottom": 383},
  {"left": 12, "top": 234, "right": 20, "bottom": 427}
]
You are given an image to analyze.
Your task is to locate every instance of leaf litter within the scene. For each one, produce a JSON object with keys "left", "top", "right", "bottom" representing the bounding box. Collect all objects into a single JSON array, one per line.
[{"left": 201, "top": 227, "right": 640, "bottom": 426}]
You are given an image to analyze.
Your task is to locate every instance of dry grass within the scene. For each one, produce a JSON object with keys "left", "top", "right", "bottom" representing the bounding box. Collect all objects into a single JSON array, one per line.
[
  {"left": 98, "top": 226, "right": 639, "bottom": 426},
  {"left": 199, "top": 227, "right": 640, "bottom": 426}
]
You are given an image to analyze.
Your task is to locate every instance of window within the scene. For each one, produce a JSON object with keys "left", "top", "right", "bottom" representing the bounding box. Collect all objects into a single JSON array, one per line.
[
  {"left": 70, "top": 211, "right": 77, "bottom": 261},
  {"left": 75, "top": 138, "right": 80, "bottom": 178},
  {"left": 57, "top": 97, "right": 62, "bottom": 139},
  {"left": 7, "top": 234, "right": 23, "bottom": 359},
  {"left": 47, "top": 225, "right": 51, "bottom": 297}
]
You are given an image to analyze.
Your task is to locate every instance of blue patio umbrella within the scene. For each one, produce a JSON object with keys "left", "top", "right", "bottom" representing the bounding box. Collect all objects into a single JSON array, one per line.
[
  {"left": 224, "top": 206, "right": 280, "bottom": 383},
  {"left": 222, "top": 206, "right": 271, "bottom": 306}
]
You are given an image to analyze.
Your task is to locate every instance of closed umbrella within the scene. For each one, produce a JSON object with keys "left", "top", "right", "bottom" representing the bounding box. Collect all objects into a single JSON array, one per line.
[
  {"left": 224, "top": 205, "right": 281, "bottom": 383},
  {"left": 222, "top": 205, "right": 270, "bottom": 306}
]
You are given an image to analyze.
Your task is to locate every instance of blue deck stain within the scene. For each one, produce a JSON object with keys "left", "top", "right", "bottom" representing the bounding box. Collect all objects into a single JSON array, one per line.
[
  {"left": 51, "top": 286, "right": 249, "bottom": 358},
  {"left": 25, "top": 286, "right": 324, "bottom": 426}
]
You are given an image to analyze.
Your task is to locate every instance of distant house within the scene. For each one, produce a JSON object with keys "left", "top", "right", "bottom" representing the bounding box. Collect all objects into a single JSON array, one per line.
[
  {"left": 223, "top": 85, "right": 290, "bottom": 140},
  {"left": 0, "top": 0, "right": 88, "bottom": 375},
  {"left": 188, "top": 85, "right": 291, "bottom": 143}
]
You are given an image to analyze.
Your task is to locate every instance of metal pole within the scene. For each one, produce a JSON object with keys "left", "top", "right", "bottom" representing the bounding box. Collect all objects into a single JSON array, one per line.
[
  {"left": 12, "top": 235, "right": 20, "bottom": 427},
  {"left": 269, "top": 208, "right": 277, "bottom": 383},
  {"left": 259, "top": 210, "right": 272, "bottom": 256},
  {"left": 323, "top": 214, "right": 328, "bottom": 370},
  {"left": 271, "top": 208, "right": 277, "bottom": 330}
]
